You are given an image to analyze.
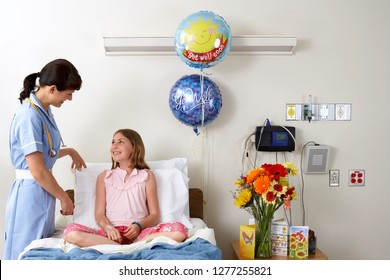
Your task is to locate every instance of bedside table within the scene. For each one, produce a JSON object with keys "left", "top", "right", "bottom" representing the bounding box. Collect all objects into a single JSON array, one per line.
[{"left": 230, "top": 240, "right": 328, "bottom": 260}]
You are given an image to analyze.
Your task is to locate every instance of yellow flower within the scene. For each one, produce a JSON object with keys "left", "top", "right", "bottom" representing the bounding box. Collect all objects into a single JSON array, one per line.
[
  {"left": 235, "top": 178, "right": 245, "bottom": 186},
  {"left": 279, "top": 177, "right": 289, "bottom": 186},
  {"left": 233, "top": 162, "right": 298, "bottom": 221},
  {"left": 291, "top": 191, "right": 298, "bottom": 200},
  {"left": 234, "top": 188, "right": 252, "bottom": 207},
  {"left": 283, "top": 162, "right": 298, "bottom": 176}
]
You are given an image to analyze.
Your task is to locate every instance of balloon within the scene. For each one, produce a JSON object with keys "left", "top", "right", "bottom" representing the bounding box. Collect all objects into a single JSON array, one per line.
[
  {"left": 169, "top": 74, "right": 223, "bottom": 133},
  {"left": 175, "top": 11, "right": 231, "bottom": 69}
]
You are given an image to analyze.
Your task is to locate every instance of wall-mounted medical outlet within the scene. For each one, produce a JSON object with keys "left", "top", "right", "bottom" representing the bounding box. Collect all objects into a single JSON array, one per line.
[
  {"left": 349, "top": 170, "right": 365, "bottom": 187},
  {"left": 286, "top": 104, "right": 301, "bottom": 120},
  {"left": 329, "top": 170, "right": 339, "bottom": 187},
  {"left": 286, "top": 103, "right": 351, "bottom": 121},
  {"left": 335, "top": 104, "right": 352, "bottom": 120}
]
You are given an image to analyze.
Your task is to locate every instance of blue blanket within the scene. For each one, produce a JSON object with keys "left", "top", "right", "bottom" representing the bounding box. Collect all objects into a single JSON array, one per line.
[{"left": 20, "top": 238, "right": 221, "bottom": 260}]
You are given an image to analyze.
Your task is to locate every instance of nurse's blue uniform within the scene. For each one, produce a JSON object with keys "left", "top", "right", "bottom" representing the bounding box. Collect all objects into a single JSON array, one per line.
[{"left": 4, "top": 92, "right": 62, "bottom": 260}]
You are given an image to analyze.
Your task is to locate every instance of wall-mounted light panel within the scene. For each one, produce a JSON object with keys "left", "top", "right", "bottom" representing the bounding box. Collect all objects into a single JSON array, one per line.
[
  {"left": 103, "top": 35, "right": 297, "bottom": 56},
  {"left": 286, "top": 103, "right": 351, "bottom": 121}
]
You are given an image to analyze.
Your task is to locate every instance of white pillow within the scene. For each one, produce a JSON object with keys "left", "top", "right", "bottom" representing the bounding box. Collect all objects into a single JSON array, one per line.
[
  {"left": 73, "top": 158, "right": 192, "bottom": 230},
  {"left": 148, "top": 158, "right": 188, "bottom": 175},
  {"left": 153, "top": 168, "right": 191, "bottom": 228},
  {"left": 73, "top": 167, "right": 103, "bottom": 229}
]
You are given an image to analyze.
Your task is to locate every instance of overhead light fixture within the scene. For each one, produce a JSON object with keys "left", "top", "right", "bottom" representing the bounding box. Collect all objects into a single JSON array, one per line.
[
  {"left": 103, "top": 35, "right": 297, "bottom": 56},
  {"left": 230, "top": 35, "right": 297, "bottom": 55}
]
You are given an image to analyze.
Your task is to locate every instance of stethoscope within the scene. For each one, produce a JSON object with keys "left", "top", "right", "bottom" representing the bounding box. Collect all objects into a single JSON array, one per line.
[{"left": 27, "top": 98, "right": 66, "bottom": 157}]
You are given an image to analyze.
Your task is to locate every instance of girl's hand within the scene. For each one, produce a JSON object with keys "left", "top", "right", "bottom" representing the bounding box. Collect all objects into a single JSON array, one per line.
[
  {"left": 105, "top": 225, "right": 122, "bottom": 244},
  {"left": 123, "top": 224, "right": 140, "bottom": 241}
]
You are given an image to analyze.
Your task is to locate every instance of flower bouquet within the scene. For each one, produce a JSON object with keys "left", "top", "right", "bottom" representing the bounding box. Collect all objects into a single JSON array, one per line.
[{"left": 233, "top": 162, "right": 298, "bottom": 258}]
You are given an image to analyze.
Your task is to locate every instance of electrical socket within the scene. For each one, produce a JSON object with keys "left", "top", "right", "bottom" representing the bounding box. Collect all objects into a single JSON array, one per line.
[{"left": 329, "top": 170, "right": 339, "bottom": 187}]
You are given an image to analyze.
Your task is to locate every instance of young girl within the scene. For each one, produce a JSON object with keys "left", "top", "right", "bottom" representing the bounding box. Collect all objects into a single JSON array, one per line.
[{"left": 64, "top": 129, "right": 188, "bottom": 246}]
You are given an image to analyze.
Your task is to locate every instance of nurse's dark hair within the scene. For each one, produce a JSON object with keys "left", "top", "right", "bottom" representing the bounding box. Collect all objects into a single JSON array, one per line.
[
  {"left": 18, "top": 58, "right": 82, "bottom": 104},
  {"left": 111, "top": 129, "right": 150, "bottom": 170}
]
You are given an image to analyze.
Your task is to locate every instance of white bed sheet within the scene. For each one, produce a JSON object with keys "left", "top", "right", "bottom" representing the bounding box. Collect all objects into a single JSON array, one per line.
[{"left": 18, "top": 218, "right": 216, "bottom": 259}]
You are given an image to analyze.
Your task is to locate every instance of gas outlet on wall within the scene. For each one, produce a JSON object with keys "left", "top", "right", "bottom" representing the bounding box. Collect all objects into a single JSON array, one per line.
[
  {"left": 329, "top": 170, "right": 339, "bottom": 187},
  {"left": 349, "top": 170, "right": 365, "bottom": 186}
]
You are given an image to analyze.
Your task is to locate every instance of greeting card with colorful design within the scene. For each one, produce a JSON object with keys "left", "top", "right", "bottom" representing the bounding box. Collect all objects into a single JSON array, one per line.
[
  {"left": 239, "top": 225, "right": 256, "bottom": 259},
  {"left": 271, "top": 219, "right": 289, "bottom": 256},
  {"left": 289, "top": 226, "right": 309, "bottom": 259}
]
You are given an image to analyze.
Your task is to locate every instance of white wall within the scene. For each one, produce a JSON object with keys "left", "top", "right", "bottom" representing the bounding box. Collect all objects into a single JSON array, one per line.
[{"left": 1, "top": 0, "right": 389, "bottom": 260}]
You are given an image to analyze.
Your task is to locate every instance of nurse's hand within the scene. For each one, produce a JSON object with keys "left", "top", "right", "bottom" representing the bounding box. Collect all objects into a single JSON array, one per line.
[
  {"left": 59, "top": 147, "right": 87, "bottom": 171},
  {"left": 59, "top": 194, "right": 74, "bottom": 216},
  {"left": 70, "top": 149, "right": 87, "bottom": 171}
]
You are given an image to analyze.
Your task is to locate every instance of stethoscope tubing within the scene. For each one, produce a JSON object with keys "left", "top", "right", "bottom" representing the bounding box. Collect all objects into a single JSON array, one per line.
[{"left": 27, "top": 98, "right": 65, "bottom": 157}]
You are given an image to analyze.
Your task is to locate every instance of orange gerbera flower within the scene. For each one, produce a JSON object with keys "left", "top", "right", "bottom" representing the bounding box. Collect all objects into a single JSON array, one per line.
[
  {"left": 233, "top": 162, "right": 298, "bottom": 229},
  {"left": 253, "top": 175, "right": 271, "bottom": 195},
  {"left": 246, "top": 168, "right": 261, "bottom": 184}
]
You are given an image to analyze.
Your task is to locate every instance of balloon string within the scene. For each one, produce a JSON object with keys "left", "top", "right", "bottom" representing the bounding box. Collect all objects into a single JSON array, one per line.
[
  {"left": 189, "top": 125, "right": 208, "bottom": 221},
  {"left": 200, "top": 126, "right": 207, "bottom": 223},
  {"left": 201, "top": 69, "right": 212, "bottom": 76},
  {"left": 200, "top": 70, "right": 205, "bottom": 129},
  {"left": 191, "top": 134, "right": 197, "bottom": 155}
]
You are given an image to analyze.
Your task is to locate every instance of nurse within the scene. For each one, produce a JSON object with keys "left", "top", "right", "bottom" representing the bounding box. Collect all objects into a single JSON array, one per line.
[{"left": 4, "top": 58, "right": 87, "bottom": 260}]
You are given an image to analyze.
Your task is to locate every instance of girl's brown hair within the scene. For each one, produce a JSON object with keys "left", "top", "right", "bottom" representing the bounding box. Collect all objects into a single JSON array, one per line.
[{"left": 111, "top": 129, "right": 150, "bottom": 170}]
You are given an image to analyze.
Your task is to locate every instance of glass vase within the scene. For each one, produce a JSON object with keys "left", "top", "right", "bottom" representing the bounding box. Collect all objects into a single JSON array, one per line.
[{"left": 255, "top": 217, "right": 272, "bottom": 258}]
